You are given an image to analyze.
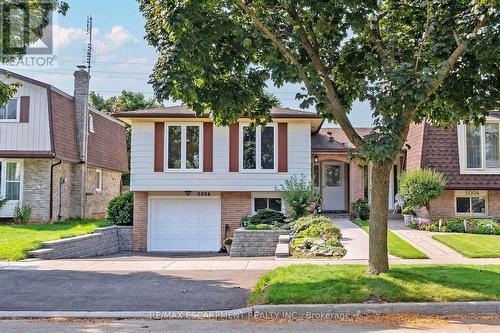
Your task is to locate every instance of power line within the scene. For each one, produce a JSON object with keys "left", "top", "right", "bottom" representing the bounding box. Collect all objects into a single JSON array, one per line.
[{"left": 59, "top": 58, "right": 155, "bottom": 66}]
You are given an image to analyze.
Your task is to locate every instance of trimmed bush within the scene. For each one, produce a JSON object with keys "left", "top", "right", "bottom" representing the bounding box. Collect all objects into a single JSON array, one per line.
[
  {"left": 296, "top": 223, "right": 341, "bottom": 240},
  {"left": 245, "top": 224, "right": 277, "bottom": 230},
  {"left": 399, "top": 169, "right": 446, "bottom": 210},
  {"left": 443, "top": 220, "right": 465, "bottom": 233},
  {"left": 351, "top": 198, "right": 370, "bottom": 220},
  {"left": 278, "top": 175, "right": 318, "bottom": 220},
  {"left": 107, "top": 191, "right": 133, "bottom": 225},
  {"left": 241, "top": 209, "right": 286, "bottom": 228}
]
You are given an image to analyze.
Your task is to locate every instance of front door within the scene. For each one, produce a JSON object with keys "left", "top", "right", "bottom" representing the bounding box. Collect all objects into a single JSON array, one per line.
[{"left": 322, "top": 162, "right": 346, "bottom": 211}]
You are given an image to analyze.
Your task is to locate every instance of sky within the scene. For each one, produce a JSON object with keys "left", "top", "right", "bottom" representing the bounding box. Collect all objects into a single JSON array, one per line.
[{"left": 3, "top": 0, "right": 373, "bottom": 127}]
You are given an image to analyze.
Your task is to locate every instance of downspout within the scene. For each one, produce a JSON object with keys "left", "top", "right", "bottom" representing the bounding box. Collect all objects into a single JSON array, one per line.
[{"left": 49, "top": 159, "right": 62, "bottom": 221}]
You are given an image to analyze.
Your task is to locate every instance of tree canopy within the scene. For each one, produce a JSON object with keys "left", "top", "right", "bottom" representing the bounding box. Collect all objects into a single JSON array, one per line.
[
  {"left": 90, "top": 90, "right": 160, "bottom": 113},
  {"left": 140, "top": 0, "right": 499, "bottom": 162},
  {"left": 0, "top": 0, "right": 68, "bottom": 105}
]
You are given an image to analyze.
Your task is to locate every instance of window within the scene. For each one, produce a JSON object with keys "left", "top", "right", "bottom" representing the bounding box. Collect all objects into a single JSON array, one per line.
[
  {"left": 464, "top": 122, "right": 500, "bottom": 171},
  {"left": 88, "top": 114, "right": 95, "bottom": 133},
  {"left": 325, "top": 165, "right": 341, "bottom": 186},
  {"left": 254, "top": 198, "right": 282, "bottom": 212},
  {"left": 313, "top": 164, "right": 320, "bottom": 187},
  {"left": 241, "top": 124, "right": 276, "bottom": 171},
  {"left": 0, "top": 162, "right": 22, "bottom": 201},
  {"left": 0, "top": 98, "right": 19, "bottom": 121},
  {"left": 95, "top": 169, "right": 102, "bottom": 192},
  {"left": 166, "top": 124, "right": 202, "bottom": 171},
  {"left": 455, "top": 190, "right": 487, "bottom": 215}
]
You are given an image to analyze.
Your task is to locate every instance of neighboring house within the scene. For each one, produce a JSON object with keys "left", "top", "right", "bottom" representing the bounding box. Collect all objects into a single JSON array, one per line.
[
  {"left": 406, "top": 115, "right": 500, "bottom": 218},
  {"left": 117, "top": 107, "right": 402, "bottom": 252},
  {"left": 0, "top": 69, "right": 128, "bottom": 222}
]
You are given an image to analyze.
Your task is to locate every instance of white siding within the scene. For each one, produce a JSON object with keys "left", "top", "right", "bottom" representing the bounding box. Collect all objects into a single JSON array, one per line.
[
  {"left": 130, "top": 121, "right": 311, "bottom": 191},
  {"left": 0, "top": 77, "right": 51, "bottom": 151}
]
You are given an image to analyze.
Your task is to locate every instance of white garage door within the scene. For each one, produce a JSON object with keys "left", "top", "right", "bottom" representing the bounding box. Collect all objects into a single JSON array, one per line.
[{"left": 149, "top": 197, "right": 221, "bottom": 252}]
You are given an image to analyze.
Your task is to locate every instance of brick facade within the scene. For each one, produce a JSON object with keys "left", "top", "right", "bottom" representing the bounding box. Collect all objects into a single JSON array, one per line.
[
  {"left": 85, "top": 167, "right": 122, "bottom": 219},
  {"left": 133, "top": 191, "right": 148, "bottom": 251},
  {"left": 221, "top": 192, "right": 251, "bottom": 242},
  {"left": 23, "top": 159, "right": 52, "bottom": 221},
  {"left": 428, "top": 189, "right": 500, "bottom": 218}
]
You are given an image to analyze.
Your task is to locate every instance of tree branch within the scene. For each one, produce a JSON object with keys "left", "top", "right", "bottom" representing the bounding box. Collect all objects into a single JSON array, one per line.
[
  {"left": 367, "top": 11, "right": 395, "bottom": 72},
  {"left": 415, "top": 4, "right": 431, "bottom": 75},
  {"left": 234, "top": 0, "right": 365, "bottom": 147}
]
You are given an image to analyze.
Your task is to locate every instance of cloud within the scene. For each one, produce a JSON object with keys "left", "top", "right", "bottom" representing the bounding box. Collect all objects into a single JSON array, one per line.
[
  {"left": 53, "top": 25, "right": 87, "bottom": 48},
  {"left": 94, "top": 26, "right": 137, "bottom": 54}
]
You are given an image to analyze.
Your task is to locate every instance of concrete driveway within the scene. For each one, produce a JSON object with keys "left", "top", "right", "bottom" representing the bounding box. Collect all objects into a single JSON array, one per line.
[{"left": 0, "top": 267, "right": 266, "bottom": 311}]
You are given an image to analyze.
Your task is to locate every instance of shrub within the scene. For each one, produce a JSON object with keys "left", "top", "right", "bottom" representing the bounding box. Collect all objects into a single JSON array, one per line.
[
  {"left": 296, "top": 223, "right": 341, "bottom": 240},
  {"left": 242, "top": 209, "right": 286, "bottom": 227},
  {"left": 245, "top": 224, "right": 277, "bottom": 230},
  {"left": 351, "top": 198, "right": 370, "bottom": 220},
  {"left": 223, "top": 238, "right": 233, "bottom": 246},
  {"left": 13, "top": 203, "right": 32, "bottom": 224},
  {"left": 402, "top": 207, "right": 416, "bottom": 216},
  {"left": 443, "top": 220, "right": 465, "bottom": 233},
  {"left": 278, "top": 175, "right": 318, "bottom": 220},
  {"left": 0, "top": 196, "right": 7, "bottom": 210},
  {"left": 292, "top": 215, "right": 332, "bottom": 233},
  {"left": 107, "top": 192, "right": 133, "bottom": 225},
  {"left": 399, "top": 169, "right": 446, "bottom": 210}
]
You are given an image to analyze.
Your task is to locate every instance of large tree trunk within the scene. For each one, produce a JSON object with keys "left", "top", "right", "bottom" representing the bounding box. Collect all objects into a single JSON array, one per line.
[{"left": 368, "top": 160, "right": 394, "bottom": 274}]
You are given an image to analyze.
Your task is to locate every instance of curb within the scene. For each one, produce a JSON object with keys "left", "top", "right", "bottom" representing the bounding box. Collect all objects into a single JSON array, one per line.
[{"left": 0, "top": 302, "right": 498, "bottom": 319}]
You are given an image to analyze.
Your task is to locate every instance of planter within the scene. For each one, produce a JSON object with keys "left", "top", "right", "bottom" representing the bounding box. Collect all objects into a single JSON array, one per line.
[
  {"left": 403, "top": 214, "right": 414, "bottom": 225},
  {"left": 230, "top": 228, "right": 291, "bottom": 257}
]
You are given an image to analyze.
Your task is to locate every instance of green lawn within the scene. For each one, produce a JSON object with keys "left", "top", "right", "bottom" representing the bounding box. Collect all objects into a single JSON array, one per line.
[
  {"left": 353, "top": 220, "right": 428, "bottom": 259},
  {"left": 248, "top": 264, "right": 500, "bottom": 305},
  {"left": 0, "top": 219, "right": 111, "bottom": 261},
  {"left": 433, "top": 234, "right": 500, "bottom": 258}
]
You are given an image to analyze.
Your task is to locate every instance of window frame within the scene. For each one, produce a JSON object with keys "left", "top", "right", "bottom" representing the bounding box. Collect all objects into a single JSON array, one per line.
[
  {"left": 454, "top": 190, "right": 488, "bottom": 216},
  {"left": 251, "top": 192, "right": 284, "bottom": 213},
  {"left": 0, "top": 98, "right": 20, "bottom": 123},
  {"left": 0, "top": 159, "right": 23, "bottom": 202},
  {"left": 95, "top": 168, "right": 103, "bottom": 192},
  {"left": 88, "top": 114, "right": 95, "bottom": 133},
  {"left": 459, "top": 119, "right": 500, "bottom": 174},
  {"left": 164, "top": 123, "right": 203, "bottom": 172},
  {"left": 239, "top": 123, "right": 278, "bottom": 173}
]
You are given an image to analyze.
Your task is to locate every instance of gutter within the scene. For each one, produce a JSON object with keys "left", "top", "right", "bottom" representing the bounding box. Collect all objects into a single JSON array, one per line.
[{"left": 49, "top": 160, "right": 62, "bottom": 221}]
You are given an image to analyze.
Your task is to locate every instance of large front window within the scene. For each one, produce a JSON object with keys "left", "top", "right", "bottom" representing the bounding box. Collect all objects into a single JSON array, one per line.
[
  {"left": 465, "top": 123, "right": 500, "bottom": 170},
  {"left": 455, "top": 191, "right": 487, "bottom": 215},
  {"left": 166, "top": 124, "right": 201, "bottom": 171},
  {"left": 0, "top": 99, "right": 19, "bottom": 121},
  {"left": 0, "top": 161, "right": 22, "bottom": 201},
  {"left": 241, "top": 125, "right": 276, "bottom": 171}
]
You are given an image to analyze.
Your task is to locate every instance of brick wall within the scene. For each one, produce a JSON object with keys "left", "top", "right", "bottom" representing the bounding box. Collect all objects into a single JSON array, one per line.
[
  {"left": 349, "top": 161, "right": 365, "bottom": 207},
  {"left": 51, "top": 161, "right": 78, "bottom": 220},
  {"left": 85, "top": 167, "right": 122, "bottom": 219},
  {"left": 221, "top": 192, "right": 251, "bottom": 243},
  {"left": 133, "top": 191, "right": 148, "bottom": 251},
  {"left": 428, "top": 190, "right": 500, "bottom": 218},
  {"left": 23, "top": 159, "right": 52, "bottom": 221}
]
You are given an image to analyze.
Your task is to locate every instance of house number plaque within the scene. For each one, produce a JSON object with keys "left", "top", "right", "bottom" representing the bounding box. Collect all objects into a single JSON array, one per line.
[{"left": 197, "top": 192, "right": 211, "bottom": 196}]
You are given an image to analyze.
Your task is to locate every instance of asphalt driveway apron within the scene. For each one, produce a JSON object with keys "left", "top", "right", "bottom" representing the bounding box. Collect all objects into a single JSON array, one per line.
[{"left": 0, "top": 267, "right": 265, "bottom": 311}]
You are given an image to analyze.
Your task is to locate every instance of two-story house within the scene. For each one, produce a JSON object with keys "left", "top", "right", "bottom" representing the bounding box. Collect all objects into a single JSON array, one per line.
[
  {"left": 117, "top": 106, "right": 403, "bottom": 252},
  {"left": 0, "top": 69, "right": 128, "bottom": 222},
  {"left": 406, "top": 116, "right": 500, "bottom": 218}
]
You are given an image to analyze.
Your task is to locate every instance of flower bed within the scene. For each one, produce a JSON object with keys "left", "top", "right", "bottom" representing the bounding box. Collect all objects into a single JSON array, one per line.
[
  {"left": 290, "top": 215, "right": 346, "bottom": 258},
  {"left": 409, "top": 217, "right": 500, "bottom": 235}
]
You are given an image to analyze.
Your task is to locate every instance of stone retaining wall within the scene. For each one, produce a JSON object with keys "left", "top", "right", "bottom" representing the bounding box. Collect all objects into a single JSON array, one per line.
[
  {"left": 31, "top": 225, "right": 133, "bottom": 260},
  {"left": 230, "top": 228, "right": 291, "bottom": 257}
]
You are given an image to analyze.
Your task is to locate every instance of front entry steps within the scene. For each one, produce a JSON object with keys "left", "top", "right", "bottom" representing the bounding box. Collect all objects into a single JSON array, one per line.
[{"left": 275, "top": 235, "right": 291, "bottom": 258}]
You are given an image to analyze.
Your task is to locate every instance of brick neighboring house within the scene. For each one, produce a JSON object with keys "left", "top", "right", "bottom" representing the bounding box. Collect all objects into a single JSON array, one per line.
[
  {"left": 0, "top": 69, "right": 128, "bottom": 222},
  {"left": 406, "top": 115, "right": 500, "bottom": 218},
  {"left": 117, "top": 107, "right": 402, "bottom": 252}
]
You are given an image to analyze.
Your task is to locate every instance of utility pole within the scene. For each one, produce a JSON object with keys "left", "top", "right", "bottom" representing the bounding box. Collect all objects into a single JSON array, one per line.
[{"left": 86, "top": 15, "right": 93, "bottom": 75}]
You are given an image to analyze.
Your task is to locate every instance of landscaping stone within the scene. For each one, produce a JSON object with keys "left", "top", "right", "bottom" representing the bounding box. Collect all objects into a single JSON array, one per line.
[
  {"left": 231, "top": 228, "right": 290, "bottom": 257},
  {"left": 27, "top": 226, "right": 133, "bottom": 260}
]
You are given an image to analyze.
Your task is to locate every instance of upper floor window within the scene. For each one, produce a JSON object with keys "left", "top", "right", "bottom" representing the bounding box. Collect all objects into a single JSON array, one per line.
[
  {"left": 166, "top": 124, "right": 202, "bottom": 171},
  {"left": 240, "top": 124, "right": 276, "bottom": 171},
  {"left": 0, "top": 98, "right": 19, "bottom": 122},
  {"left": 89, "top": 114, "right": 95, "bottom": 133},
  {"left": 465, "top": 122, "right": 500, "bottom": 170}
]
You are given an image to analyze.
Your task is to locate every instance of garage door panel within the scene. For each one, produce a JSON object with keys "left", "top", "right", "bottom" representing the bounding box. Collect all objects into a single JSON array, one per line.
[{"left": 149, "top": 197, "right": 221, "bottom": 251}]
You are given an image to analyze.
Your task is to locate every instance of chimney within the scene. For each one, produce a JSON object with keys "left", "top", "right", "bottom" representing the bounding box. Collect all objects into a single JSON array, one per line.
[
  {"left": 73, "top": 66, "right": 90, "bottom": 219},
  {"left": 74, "top": 66, "right": 90, "bottom": 161}
]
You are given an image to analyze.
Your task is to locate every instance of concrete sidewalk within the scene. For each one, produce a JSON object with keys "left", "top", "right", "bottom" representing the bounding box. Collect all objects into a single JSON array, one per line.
[{"left": 329, "top": 217, "right": 369, "bottom": 260}]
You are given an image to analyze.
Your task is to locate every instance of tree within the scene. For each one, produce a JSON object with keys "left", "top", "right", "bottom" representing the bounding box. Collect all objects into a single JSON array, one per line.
[
  {"left": 139, "top": 0, "right": 499, "bottom": 273},
  {"left": 89, "top": 90, "right": 159, "bottom": 113},
  {"left": 1, "top": 0, "right": 68, "bottom": 105},
  {"left": 399, "top": 169, "right": 446, "bottom": 213}
]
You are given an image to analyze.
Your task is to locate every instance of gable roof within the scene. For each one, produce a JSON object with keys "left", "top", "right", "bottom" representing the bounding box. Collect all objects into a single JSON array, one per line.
[{"left": 312, "top": 128, "right": 372, "bottom": 151}]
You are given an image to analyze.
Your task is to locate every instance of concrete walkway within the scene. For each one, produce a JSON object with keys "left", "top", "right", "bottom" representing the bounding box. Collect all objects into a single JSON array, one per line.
[
  {"left": 330, "top": 217, "right": 369, "bottom": 260},
  {"left": 388, "top": 220, "right": 465, "bottom": 259}
]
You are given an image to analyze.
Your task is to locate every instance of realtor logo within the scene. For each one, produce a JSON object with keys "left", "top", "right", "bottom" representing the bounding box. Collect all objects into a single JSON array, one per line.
[{"left": 0, "top": 0, "right": 58, "bottom": 67}]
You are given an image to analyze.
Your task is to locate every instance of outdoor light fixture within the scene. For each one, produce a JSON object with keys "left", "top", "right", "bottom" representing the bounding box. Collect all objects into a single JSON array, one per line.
[
  {"left": 314, "top": 155, "right": 319, "bottom": 163},
  {"left": 185, "top": 191, "right": 192, "bottom": 196}
]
